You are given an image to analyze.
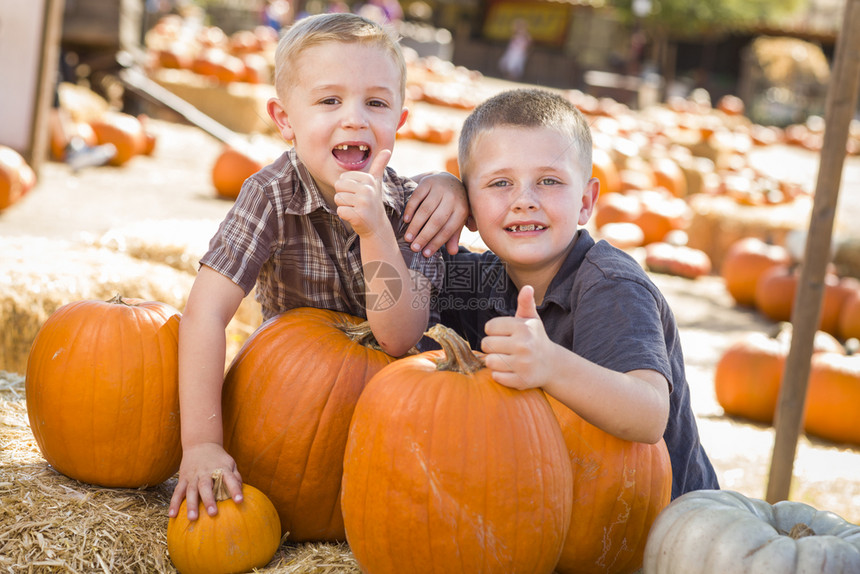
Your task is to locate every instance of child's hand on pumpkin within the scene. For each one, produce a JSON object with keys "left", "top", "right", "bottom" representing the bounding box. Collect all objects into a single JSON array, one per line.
[
  {"left": 335, "top": 149, "right": 392, "bottom": 238},
  {"left": 168, "top": 442, "right": 243, "bottom": 520},
  {"left": 481, "top": 286, "right": 556, "bottom": 390}
]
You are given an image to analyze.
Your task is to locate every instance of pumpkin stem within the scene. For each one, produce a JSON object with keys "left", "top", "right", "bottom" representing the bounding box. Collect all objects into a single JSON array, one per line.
[
  {"left": 340, "top": 320, "right": 384, "bottom": 350},
  {"left": 340, "top": 320, "right": 418, "bottom": 356},
  {"left": 211, "top": 469, "right": 230, "bottom": 502},
  {"left": 107, "top": 293, "right": 129, "bottom": 305},
  {"left": 425, "top": 324, "right": 485, "bottom": 374},
  {"left": 788, "top": 523, "right": 815, "bottom": 539}
]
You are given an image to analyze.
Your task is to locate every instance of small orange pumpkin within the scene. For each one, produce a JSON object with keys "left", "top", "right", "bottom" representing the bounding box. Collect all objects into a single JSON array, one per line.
[
  {"left": 838, "top": 288, "right": 860, "bottom": 340},
  {"left": 0, "top": 145, "right": 36, "bottom": 210},
  {"left": 592, "top": 147, "right": 621, "bottom": 195},
  {"left": 651, "top": 155, "right": 687, "bottom": 198},
  {"left": 644, "top": 242, "right": 712, "bottom": 279},
  {"left": 714, "top": 331, "right": 790, "bottom": 423},
  {"left": 211, "top": 145, "right": 272, "bottom": 199},
  {"left": 755, "top": 265, "right": 849, "bottom": 331},
  {"left": 167, "top": 470, "right": 281, "bottom": 574},
  {"left": 89, "top": 112, "right": 146, "bottom": 166},
  {"left": 806, "top": 353, "right": 860, "bottom": 445},
  {"left": 721, "top": 238, "right": 791, "bottom": 307},
  {"left": 594, "top": 190, "right": 642, "bottom": 229},
  {"left": 632, "top": 190, "right": 691, "bottom": 245},
  {"left": 25, "top": 294, "right": 182, "bottom": 487}
]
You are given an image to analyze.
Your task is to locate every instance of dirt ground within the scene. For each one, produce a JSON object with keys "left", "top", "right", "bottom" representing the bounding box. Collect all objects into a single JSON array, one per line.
[{"left": 2, "top": 111, "right": 860, "bottom": 529}]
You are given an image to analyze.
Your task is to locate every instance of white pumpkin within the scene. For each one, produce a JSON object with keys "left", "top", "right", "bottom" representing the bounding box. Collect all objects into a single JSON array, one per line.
[{"left": 643, "top": 490, "right": 860, "bottom": 574}]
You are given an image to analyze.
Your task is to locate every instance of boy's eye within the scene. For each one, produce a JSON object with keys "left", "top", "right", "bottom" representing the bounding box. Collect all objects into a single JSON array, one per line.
[
  {"left": 489, "top": 180, "right": 510, "bottom": 188},
  {"left": 320, "top": 97, "right": 340, "bottom": 105},
  {"left": 540, "top": 177, "right": 562, "bottom": 186},
  {"left": 368, "top": 99, "right": 389, "bottom": 108}
]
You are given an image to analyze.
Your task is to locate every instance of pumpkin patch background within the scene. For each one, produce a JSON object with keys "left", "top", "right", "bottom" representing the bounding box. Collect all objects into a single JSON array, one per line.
[{"left": 2, "top": 65, "right": 860, "bottom": 569}]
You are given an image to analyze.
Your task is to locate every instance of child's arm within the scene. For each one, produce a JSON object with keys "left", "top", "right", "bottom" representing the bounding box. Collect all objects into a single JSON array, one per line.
[
  {"left": 335, "top": 150, "right": 431, "bottom": 356},
  {"left": 481, "top": 286, "right": 670, "bottom": 444},
  {"left": 402, "top": 171, "right": 473, "bottom": 256},
  {"left": 168, "top": 266, "right": 246, "bottom": 520}
]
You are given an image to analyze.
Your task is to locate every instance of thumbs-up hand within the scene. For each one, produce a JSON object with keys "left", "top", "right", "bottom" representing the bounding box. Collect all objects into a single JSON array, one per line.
[
  {"left": 335, "top": 148, "right": 392, "bottom": 237},
  {"left": 481, "top": 285, "right": 554, "bottom": 390},
  {"left": 515, "top": 284, "right": 539, "bottom": 320}
]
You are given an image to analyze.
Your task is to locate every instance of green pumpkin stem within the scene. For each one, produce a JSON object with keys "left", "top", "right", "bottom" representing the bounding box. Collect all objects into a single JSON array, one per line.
[
  {"left": 426, "top": 324, "right": 485, "bottom": 375},
  {"left": 211, "top": 469, "right": 230, "bottom": 502}
]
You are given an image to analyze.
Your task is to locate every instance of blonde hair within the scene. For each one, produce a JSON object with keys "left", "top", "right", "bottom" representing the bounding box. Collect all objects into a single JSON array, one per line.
[
  {"left": 458, "top": 89, "right": 593, "bottom": 182},
  {"left": 273, "top": 13, "right": 406, "bottom": 102}
]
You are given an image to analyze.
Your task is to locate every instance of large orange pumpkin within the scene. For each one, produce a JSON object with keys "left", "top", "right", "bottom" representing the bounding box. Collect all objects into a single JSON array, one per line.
[
  {"left": 221, "top": 308, "right": 398, "bottom": 542},
  {"left": 167, "top": 470, "right": 281, "bottom": 574},
  {"left": 720, "top": 237, "right": 791, "bottom": 307},
  {"left": 714, "top": 325, "right": 844, "bottom": 424},
  {"left": 25, "top": 295, "right": 182, "bottom": 487},
  {"left": 341, "top": 324, "right": 573, "bottom": 574},
  {"left": 714, "top": 331, "right": 792, "bottom": 423},
  {"left": 755, "top": 265, "right": 849, "bottom": 333},
  {"left": 549, "top": 397, "right": 672, "bottom": 574},
  {"left": 807, "top": 353, "right": 860, "bottom": 445}
]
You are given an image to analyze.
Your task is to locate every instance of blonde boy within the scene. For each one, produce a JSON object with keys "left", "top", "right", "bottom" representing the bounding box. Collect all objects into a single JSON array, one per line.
[
  {"left": 439, "top": 89, "right": 718, "bottom": 498},
  {"left": 169, "top": 13, "right": 467, "bottom": 519}
]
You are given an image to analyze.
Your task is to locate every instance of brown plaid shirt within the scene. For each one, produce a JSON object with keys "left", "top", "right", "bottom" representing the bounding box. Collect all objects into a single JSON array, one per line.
[{"left": 200, "top": 149, "right": 443, "bottom": 323}]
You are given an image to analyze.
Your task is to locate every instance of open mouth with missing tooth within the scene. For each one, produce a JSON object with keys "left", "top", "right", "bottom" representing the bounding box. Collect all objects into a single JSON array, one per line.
[
  {"left": 506, "top": 224, "right": 547, "bottom": 232},
  {"left": 332, "top": 144, "right": 370, "bottom": 167}
]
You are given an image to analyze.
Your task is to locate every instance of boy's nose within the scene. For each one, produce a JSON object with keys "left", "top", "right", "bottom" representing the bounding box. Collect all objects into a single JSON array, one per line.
[
  {"left": 511, "top": 185, "right": 539, "bottom": 211},
  {"left": 341, "top": 104, "right": 369, "bottom": 129}
]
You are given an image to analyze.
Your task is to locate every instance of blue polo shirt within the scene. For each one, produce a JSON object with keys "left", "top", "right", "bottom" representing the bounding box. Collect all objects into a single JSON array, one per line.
[{"left": 435, "top": 229, "right": 719, "bottom": 499}]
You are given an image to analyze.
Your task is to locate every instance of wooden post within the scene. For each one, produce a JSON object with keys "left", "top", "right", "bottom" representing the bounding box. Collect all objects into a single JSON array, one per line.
[{"left": 766, "top": 0, "right": 860, "bottom": 504}]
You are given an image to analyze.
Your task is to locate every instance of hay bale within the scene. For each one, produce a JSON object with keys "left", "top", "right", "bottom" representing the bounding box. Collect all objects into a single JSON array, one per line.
[
  {"left": 85, "top": 219, "right": 265, "bottom": 359},
  {"left": 85, "top": 219, "right": 221, "bottom": 275},
  {"left": 0, "top": 370, "right": 360, "bottom": 572},
  {"left": 0, "top": 236, "right": 194, "bottom": 375},
  {"left": 685, "top": 194, "right": 812, "bottom": 272}
]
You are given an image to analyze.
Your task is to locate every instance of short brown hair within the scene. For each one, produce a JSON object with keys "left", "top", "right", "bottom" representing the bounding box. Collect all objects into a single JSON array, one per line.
[
  {"left": 458, "top": 88, "right": 593, "bottom": 182},
  {"left": 273, "top": 13, "right": 406, "bottom": 103}
]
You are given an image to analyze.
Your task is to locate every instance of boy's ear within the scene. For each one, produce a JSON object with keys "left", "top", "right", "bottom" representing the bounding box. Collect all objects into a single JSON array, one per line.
[
  {"left": 397, "top": 107, "right": 409, "bottom": 131},
  {"left": 267, "top": 97, "right": 295, "bottom": 143},
  {"left": 578, "top": 176, "right": 601, "bottom": 225}
]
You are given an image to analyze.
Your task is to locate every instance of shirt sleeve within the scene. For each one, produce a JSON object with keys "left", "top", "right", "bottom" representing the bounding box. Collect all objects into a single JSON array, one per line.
[
  {"left": 572, "top": 277, "right": 674, "bottom": 391},
  {"left": 199, "top": 178, "right": 278, "bottom": 296}
]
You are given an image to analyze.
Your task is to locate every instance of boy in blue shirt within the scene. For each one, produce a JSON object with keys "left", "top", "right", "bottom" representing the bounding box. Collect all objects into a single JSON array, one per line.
[{"left": 438, "top": 88, "right": 718, "bottom": 497}]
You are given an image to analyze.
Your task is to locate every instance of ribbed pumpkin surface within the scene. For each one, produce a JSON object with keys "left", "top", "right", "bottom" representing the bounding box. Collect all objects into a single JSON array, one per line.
[
  {"left": 221, "top": 307, "right": 397, "bottom": 542},
  {"left": 25, "top": 295, "right": 182, "bottom": 487},
  {"left": 549, "top": 396, "right": 673, "bottom": 574},
  {"left": 341, "top": 326, "right": 573, "bottom": 574}
]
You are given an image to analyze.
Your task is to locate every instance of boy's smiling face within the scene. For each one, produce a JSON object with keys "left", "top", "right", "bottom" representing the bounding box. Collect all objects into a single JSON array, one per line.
[
  {"left": 465, "top": 125, "right": 599, "bottom": 292},
  {"left": 268, "top": 41, "right": 407, "bottom": 203}
]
